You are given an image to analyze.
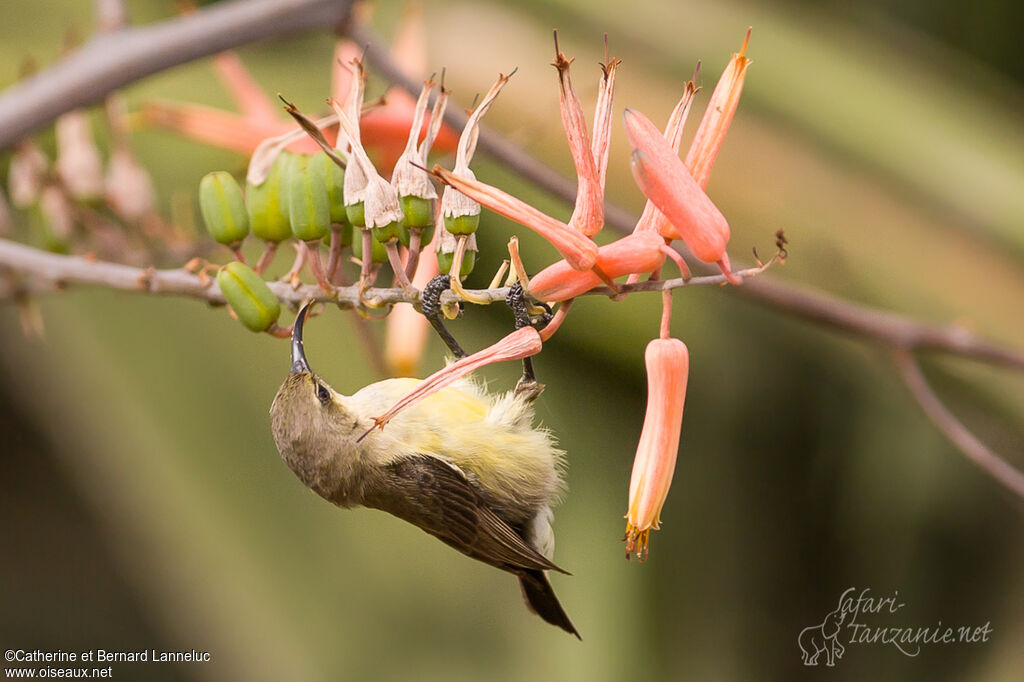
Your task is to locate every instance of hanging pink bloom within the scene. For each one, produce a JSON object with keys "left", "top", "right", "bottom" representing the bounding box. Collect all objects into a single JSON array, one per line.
[{"left": 625, "top": 337, "right": 689, "bottom": 561}]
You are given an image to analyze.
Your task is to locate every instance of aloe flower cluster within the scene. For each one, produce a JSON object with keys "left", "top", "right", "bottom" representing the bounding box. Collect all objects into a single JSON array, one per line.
[
  {"left": 372, "top": 31, "right": 754, "bottom": 560},
  {"left": 186, "top": 27, "right": 753, "bottom": 560}
]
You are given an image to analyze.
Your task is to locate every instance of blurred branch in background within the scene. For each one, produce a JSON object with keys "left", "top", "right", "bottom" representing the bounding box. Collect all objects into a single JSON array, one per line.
[
  {"left": 0, "top": 1, "right": 1022, "bottom": 502},
  {"left": 0, "top": 0, "right": 355, "bottom": 149},
  {"left": 893, "top": 349, "right": 1024, "bottom": 498}
]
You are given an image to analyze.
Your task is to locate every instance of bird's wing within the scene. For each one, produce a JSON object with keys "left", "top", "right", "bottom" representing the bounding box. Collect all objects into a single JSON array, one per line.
[{"left": 369, "top": 454, "right": 567, "bottom": 574}]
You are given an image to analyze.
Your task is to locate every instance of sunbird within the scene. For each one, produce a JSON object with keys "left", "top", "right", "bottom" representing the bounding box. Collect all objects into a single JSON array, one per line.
[{"left": 269, "top": 303, "right": 578, "bottom": 637}]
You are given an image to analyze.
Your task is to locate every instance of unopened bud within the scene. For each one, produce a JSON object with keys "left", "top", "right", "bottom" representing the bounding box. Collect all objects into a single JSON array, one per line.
[
  {"left": 199, "top": 171, "right": 249, "bottom": 247},
  {"left": 217, "top": 262, "right": 281, "bottom": 332},
  {"left": 247, "top": 151, "right": 293, "bottom": 243},
  {"left": 313, "top": 151, "right": 348, "bottom": 226},
  {"left": 287, "top": 154, "right": 330, "bottom": 242}
]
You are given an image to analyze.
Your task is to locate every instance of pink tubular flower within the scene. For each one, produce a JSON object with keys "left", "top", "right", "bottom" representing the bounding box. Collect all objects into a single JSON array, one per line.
[
  {"left": 432, "top": 165, "right": 598, "bottom": 272},
  {"left": 625, "top": 337, "right": 689, "bottom": 561},
  {"left": 552, "top": 35, "right": 618, "bottom": 237},
  {"left": 429, "top": 36, "right": 616, "bottom": 271},
  {"left": 528, "top": 230, "right": 669, "bottom": 301},
  {"left": 365, "top": 326, "right": 544, "bottom": 435},
  {"left": 684, "top": 30, "right": 751, "bottom": 189},
  {"left": 633, "top": 78, "right": 698, "bottom": 236},
  {"left": 624, "top": 108, "right": 737, "bottom": 282}
]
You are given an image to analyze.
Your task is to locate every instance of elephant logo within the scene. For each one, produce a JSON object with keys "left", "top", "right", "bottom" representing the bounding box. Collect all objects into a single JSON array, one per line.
[{"left": 798, "top": 606, "right": 847, "bottom": 666}]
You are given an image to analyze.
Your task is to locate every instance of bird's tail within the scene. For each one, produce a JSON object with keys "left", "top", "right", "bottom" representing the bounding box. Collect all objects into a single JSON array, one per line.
[{"left": 519, "top": 570, "right": 580, "bottom": 639}]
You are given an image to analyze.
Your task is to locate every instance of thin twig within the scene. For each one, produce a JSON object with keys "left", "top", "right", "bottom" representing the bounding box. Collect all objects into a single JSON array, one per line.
[
  {"left": 0, "top": 237, "right": 768, "bottom": 309},
  {"left": 892, "top": 349, "right": 1024, "bottom": 500}
]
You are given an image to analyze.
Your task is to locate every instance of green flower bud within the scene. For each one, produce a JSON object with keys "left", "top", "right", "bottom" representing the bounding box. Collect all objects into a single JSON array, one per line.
[
  {"left": 401, "top": 195, "right": 434, "bottom": 229},
  {"left": 217, "top": 262, "right": 281, "bottom": 332},
  {"left": 437, "top": 248, "right": 476, "bottom": 277},
  {"left": 315, "top": 151, "right": 348, "bottom": 226},
  {"left": 351, "top": 225, "right": 387, "bottom": 264},
  {"left": 345, "top": 200, "right": 366, "bottom": 228},
  {"left": 199, "top": 171, "right": 249, "bottom": 247},
  {"left": 444, "top": 212, "right": 480, "bottom": 236},
  {"left": 288, "top": 154, "right": 330, "bottom": 242},
  {"left": 372, "top": 220, "right": 403, "bottom": 245},
  {"left": 247, "top": 151, "right": 294, "bottom": 243}
]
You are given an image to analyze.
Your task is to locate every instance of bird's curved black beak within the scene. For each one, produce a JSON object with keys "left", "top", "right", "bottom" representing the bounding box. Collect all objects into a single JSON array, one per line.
[{"left": 290, "top": 303, "right": 313, "bottom": 374}]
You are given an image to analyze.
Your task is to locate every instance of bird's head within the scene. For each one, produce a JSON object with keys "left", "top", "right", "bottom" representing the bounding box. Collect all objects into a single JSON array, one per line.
[{"left": 270, "top": 304, "right": 354, "bottom": 483}]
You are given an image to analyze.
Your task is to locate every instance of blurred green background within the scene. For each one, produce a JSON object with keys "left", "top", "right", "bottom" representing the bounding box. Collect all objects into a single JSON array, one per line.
[{"left": 2, "top": 0, "right": 1023, "bottom": 680}]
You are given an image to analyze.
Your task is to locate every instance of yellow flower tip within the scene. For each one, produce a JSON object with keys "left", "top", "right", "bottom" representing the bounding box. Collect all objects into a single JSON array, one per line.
[
  {"left": 740, "top": 26, "right": 752, "bottom": 59},
  {"left": 624, "top": 522, "right": 651, "bottom": 562}
]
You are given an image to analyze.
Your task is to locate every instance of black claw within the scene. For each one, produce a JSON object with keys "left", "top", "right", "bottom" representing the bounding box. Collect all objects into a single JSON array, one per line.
[
  {"left": 421, "top": 274, "right": 467, "bottom": 358},
  {"left": 506, "top": 283, "right": 552, "bottom": 329}
]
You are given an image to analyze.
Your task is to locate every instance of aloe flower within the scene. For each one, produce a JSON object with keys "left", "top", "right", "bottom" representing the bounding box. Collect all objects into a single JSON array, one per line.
[
  {"left": 430, "top": 36, "right": 618, "bottom": 273},
  {"left": 625, "top": 337, "right": 690, "bottom": 561},
  {"left": 624, "top": 108, "right": 733, "bottom": 276}
]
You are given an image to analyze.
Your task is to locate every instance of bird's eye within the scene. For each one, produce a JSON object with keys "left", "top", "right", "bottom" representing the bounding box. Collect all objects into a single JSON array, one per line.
[{"left": 315, "top": 383, "right": 331, "bottom": 406}]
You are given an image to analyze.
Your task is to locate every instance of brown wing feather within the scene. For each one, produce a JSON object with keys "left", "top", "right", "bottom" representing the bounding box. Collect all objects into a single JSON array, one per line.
[{"left": 363, "top": 455, "right": 567, "bottom": 575}]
